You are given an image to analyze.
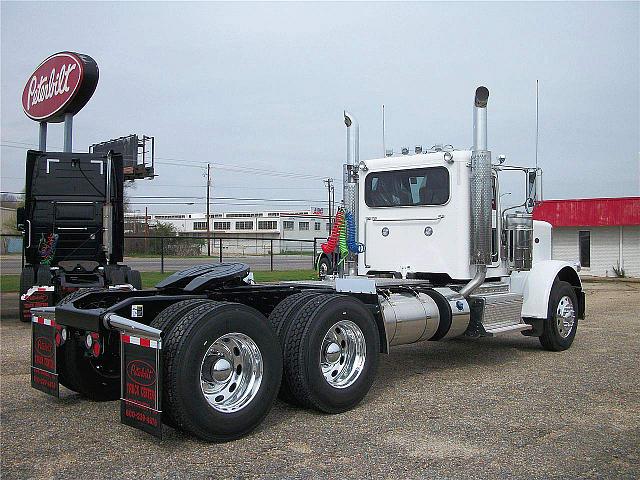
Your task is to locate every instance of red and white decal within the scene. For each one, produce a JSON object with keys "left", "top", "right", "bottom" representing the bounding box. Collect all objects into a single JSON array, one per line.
[
  {"left": 22, "top": 52, "right": 84, "bottom": 121},
  {"left": 21, "top": 285, "right": 55, "bottom": 301},
  {"left": 32, "top": 316, "right": 57, "bottom": 327},
  {"left": 121, "top": 334, "right": 160, "bottom": 350}
]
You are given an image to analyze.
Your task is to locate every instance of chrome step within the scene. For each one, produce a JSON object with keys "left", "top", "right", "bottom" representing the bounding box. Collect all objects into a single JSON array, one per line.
[{"left": 483, "top": 322, "right": 532, "bottom": 336}]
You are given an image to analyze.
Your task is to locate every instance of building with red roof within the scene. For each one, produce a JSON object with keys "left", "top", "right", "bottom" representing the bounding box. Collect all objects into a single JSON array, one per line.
[{"left": 533, "top": 197, "right": 640, "bottom": 277}]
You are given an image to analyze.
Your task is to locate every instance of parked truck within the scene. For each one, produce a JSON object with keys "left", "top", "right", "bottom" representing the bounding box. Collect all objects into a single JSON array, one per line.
[
  {"left": 17, "top": 150, "right": 142, "bottom": 322},
  {"left": 30, "top": 87, "right": 584, "bottom": 442}
]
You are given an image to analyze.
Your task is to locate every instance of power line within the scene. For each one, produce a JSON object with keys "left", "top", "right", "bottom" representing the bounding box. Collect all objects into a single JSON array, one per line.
[{"left": 1, "top": 140, "right": 331, "bottom": 181}]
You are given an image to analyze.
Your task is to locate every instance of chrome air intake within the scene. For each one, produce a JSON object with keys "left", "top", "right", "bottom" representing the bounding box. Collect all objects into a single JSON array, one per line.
[{"left": 460, "top": 87, "right": 492, "bottom": 298}]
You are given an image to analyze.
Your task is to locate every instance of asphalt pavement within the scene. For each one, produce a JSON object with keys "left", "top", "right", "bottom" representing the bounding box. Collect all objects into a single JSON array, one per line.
[{"left": 1, "top": 282, "right": 639, "bottom": 479}]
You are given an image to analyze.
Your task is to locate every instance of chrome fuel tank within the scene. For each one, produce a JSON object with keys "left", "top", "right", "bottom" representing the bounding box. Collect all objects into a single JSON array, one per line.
[
  {"left": 379, "top": 287, "right": 470, "bottom": 348},
  {"left": 379, "top": 291, "right": 440, "bottom": 346}
]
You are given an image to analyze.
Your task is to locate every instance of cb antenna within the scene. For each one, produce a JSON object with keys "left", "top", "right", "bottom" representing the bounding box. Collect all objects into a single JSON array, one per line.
[
  {"left": 382, "top": 104, "right": 386, "bottom": 157},
  {"left": 535, "top": 79, "right": 539, "bottom": 171}
]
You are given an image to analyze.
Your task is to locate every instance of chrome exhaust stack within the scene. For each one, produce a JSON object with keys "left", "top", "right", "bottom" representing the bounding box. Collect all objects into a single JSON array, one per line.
[
  {"left": 460, "top": 87, "right": 492, "bottom": 298},
  {"left": 343, "top": 111, "right": 359, "bottom": 276}
]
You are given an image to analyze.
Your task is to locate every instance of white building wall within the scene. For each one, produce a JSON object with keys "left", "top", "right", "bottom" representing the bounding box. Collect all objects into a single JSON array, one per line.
[
  {"left": 552, "top": 226, "right": 639, "bottom": 278},
  {"left": 622, "top": 226, "right": 640, "bottom": 277}
]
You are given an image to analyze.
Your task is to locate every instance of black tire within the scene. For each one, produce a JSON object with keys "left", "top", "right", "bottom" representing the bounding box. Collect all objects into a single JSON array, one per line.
[
  {"left": 36, "top": 266, "right": 52, "bottom": 287},
  {"left": 163, "top": 302, "right": 282, "bottom": 442},
  {"left": 318, "top": 256, "right": 331, "bottom": 279},
  {"left": 59, "top": 330, "right": 120, "bottom": 400},
  {"left": 539, "top": 280, "right": 579, "bottom": 352},
  {"left": 268, "top": 291, "right": 325, "bottom": 404},
  {"left": 19, "top": 266, "right": 35, "bottom": 322},
  {"left": 150, "top": 298, "right": 214, "bottom": 427},
  {"left": 283, "top": 294, "right": 380, "bottom": 413},
  {"left": 105, "top": 265, "right": 125, "bottom": 286},
  {"left": 126, "top": 269, "right": 142, "bottom": 290},
  {"left": 55, "top": 288, "right": 107, "bottom": 393}
]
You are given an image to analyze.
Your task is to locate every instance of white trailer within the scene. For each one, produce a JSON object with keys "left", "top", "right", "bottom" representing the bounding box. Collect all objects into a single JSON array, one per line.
[{"left": 30, "top": 87, "right": 584, "bottom": 442}]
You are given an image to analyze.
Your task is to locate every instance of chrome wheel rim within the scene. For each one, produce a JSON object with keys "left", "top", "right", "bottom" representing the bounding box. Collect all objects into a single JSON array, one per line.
[
  {"left": 320, "top": 320, "right": 366, "bottom": 389},
  {"left": 556, "top": 295, "right": 576, "bottom": 338},
  {"left": 200, "top": 333, "right": 263, "bottom": 413},
  {"left": 319, "top": 261, "right": 328, "bottom": 278}
]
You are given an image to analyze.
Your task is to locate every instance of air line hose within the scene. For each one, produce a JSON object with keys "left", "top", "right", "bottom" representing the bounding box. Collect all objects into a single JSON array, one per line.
[{"left": 321, "top": 209, "right": 344, "bottom": 254}]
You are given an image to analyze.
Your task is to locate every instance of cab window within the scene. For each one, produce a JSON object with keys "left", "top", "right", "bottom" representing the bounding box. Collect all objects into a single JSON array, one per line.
[{"left": 365, "top": 167, "right": 449, "bottom": 207}]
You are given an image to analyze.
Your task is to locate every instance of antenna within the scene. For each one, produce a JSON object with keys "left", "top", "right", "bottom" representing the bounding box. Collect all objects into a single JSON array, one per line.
[
  {"left": 535, "top": 80, "right": 539, "bottom": 171},
  {"left": 382, "top": 104, "right": 386, "bottom": 157}
]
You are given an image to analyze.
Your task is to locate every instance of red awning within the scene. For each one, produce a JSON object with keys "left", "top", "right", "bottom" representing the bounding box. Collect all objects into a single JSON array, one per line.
[{"left": 532, "top": 197, "right": 640, "bottom": 227}]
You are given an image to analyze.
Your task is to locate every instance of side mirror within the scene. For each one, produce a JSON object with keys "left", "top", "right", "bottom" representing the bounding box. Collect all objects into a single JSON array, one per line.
[{"left": 16, "top": 206, "right": 25, "bottom": 232}]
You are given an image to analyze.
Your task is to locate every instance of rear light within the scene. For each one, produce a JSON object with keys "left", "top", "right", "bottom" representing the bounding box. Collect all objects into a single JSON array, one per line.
[
  {"left": 87, "top": 332, "right": 101, "bottom": 357},
  {"left": 54, "top": 325, "right": 67, "bottom": 346}
]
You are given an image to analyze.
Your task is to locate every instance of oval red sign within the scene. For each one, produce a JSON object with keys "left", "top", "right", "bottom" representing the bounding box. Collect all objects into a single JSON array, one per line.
[
  {"left": 126, "top": 360, "right": 156, "bottom": 387},
  {"left": 34, "top": 336, "right": 54, "bottom": 358},
  {"left": 22, "top": 52, "right": 99, "bottom": 123}
]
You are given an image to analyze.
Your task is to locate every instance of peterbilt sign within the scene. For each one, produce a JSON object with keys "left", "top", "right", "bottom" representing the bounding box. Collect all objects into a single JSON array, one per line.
[{"left": 22, "top": 52, "right": 99, "bottom": 123}]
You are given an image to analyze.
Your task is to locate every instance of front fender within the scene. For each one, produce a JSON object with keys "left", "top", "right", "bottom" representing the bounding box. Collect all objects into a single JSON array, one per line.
[{"left": 510, "top": 260, "right": 584, "bottom": 319}]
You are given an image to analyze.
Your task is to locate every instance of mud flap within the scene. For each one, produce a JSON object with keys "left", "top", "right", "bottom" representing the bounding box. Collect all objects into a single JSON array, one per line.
[
  {"left": 31, "top": 316, "right": 59, "bottom": 397},
  {"left": 22, "top": 287, "right": 54, "bottom": 322},
  {"left": 120, "top": 334, "right": 163, "bottom": 439}
]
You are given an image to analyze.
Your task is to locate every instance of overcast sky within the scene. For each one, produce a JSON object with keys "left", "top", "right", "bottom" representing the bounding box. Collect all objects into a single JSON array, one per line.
[{"left": 1, "top": 1, "right": 638, "bottom": 214}]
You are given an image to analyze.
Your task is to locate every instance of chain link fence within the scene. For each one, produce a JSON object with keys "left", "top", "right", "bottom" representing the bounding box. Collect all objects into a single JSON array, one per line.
[{"left": 1, "top": 234, "right": 323, "bottom": 274}]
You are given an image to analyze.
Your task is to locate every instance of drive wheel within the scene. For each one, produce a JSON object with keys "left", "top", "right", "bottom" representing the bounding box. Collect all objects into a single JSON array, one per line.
[
  {"left": 268, "top": 291, "right": 325, "bottom": 404},
  {"left": 539, "top": 280, "right": 578, "bottom": 352},
  {"left": 55, "top": 288, "right": 106, "bottom": 393},
  {"left": 60, "top": 329, "right": 120, "bottom": 400},
  {"left": 125, "top": 269, "right": 142, "bottom": 289},
  {"left": 283, "top": 294, "right": 380, "bottom": 413},
  {"left": 55, "top": 288, "right": 119, "bottom": 399},
  {"left": 150, "top": 298, "right": 213, "bottom": 426},
  {"left": 163, "top": 302, "right": 281, "bottom": 442}
]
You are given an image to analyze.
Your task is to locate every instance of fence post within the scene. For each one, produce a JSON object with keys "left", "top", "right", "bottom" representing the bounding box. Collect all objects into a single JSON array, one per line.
[
  {"left": 313, "top": 238, "right": 317, "bottom": 269},
  {"left": 160, "top": 237, "right": 164, "bottom": 274},
  {"left": 219, "top": 238, "right": 223, "bottom": 263},
  {"left": 270, "top": 239, "right": 274, "bottom": 271}
]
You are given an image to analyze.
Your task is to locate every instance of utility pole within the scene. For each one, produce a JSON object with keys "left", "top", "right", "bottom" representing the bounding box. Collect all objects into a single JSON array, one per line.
[
  {"left": 324, "top": 178, "right": 334, "bottom": 231},
  {"left": 206, "top": 163, "right": 211, "bottom": 256},
  {"left": 144, "top": 206, "right": 149, "bottom": 252}
]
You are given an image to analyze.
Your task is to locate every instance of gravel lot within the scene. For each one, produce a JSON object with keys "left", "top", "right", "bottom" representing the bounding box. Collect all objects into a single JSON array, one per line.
[{"left": 1, "top": 281, "right": 639, "bottom": 479}]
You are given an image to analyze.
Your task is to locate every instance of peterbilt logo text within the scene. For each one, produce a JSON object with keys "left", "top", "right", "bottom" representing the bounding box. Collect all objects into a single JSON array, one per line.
[
  {"left": 126, "top": 360, "right": 156, "bottom": 387},
  {"left": 21, "top": 52, "right": 96, "bottom": 122},
  {"left": 25, "top": 63, "right": 77, "bottom": 112},
  {"left": 35, "top": 337, "right": 54, "bottom": 357}
]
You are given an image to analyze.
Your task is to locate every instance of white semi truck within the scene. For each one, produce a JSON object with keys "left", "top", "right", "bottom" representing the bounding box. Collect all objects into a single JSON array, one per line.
[{"left": 30, "top": 87, "right": 584, "bottom": 442}]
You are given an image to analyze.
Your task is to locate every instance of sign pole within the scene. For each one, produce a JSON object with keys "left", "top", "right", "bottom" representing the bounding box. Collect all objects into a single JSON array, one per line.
[
  {"left": 38, "top": 122, "right": 47, "bottom": 151},
  {"left": 63, "top": 113, "right": 73, "bottom": 152}
]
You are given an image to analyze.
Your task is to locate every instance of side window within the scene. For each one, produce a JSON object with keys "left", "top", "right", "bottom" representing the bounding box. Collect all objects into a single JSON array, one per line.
[
  {"left": 365, "top": 167, "right": 449, "bottom": 207},
  {"left": 579, "top": 230, "right": 590, "bottom": 268}
]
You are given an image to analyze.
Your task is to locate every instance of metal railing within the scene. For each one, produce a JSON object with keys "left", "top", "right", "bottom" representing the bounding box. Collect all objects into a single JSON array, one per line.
[{"left": 1, "top": 234, "right": 325, "bottom": 273}]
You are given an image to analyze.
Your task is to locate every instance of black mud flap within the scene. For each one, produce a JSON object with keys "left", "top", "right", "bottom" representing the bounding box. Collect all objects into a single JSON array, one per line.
[
  {"left": 31, "top": 316, "right": 59, "bottom": 397},
  {"left": 120, "top": 333, "right": 163, "bottom": 439},
  {"left": 22, "top": 288, "right": 54, "bottom": 322}
]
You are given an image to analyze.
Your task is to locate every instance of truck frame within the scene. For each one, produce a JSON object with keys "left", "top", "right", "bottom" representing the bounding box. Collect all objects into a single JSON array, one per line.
[{"left": 30, "top": 87, "right": 584, "bottom": 442}]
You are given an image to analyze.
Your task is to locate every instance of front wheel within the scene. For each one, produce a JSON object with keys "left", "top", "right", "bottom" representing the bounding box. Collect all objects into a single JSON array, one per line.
[
  {"left": 317, "top": 256, "right": 331, "bottom": 279},
  {"left": 539, "top": 280, "right": 579, "bottom": 351}
]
